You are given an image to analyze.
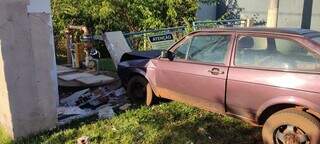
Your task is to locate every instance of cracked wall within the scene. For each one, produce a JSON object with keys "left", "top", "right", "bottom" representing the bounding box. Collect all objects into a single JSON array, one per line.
[{"left": 0, "top": 0, "right": 58, "bottom": 139}]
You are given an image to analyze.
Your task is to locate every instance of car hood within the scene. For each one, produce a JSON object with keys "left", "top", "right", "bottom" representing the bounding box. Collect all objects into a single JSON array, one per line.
[{"left": 120, "top": 50, "right": 162, "bottom": 62}]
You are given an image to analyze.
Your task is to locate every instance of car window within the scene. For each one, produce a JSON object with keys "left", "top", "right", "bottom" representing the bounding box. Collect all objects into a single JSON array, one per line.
[
  {"left": 186, "top": 35, "right": 230, "bottom": 64},
  {"left": 174, "top": 38, "right": 191, "bottom": 59},
  {"left": 235, "top": 36, "right": 320, "bottom": 72},
  {"left": 312, "top": 37, "right": 320, "bottom": 45}
]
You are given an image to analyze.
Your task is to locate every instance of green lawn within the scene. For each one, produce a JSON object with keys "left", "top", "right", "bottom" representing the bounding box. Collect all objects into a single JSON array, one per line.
[
  {"left": 2, "top": 102, "right": 262, "bottom": 144},
  {"left": 0, "top": 126, "right": 12, "bottom": 144}
]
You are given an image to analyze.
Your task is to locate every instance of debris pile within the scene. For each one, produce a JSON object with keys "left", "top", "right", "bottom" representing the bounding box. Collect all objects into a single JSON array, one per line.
[
  {"left": 56, "top": 65, "right": 132, "bottom": 125},
  {"left": 58, "top": 85, "right": 128, "bottom": 125},
  {"left": 57, "top": 65, "right": 115, "bottom": 88}
]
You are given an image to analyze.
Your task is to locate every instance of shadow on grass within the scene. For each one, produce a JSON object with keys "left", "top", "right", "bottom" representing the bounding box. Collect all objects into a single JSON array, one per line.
[
  {"left": 14, "top": 116, "right": 99, "bottom": 144},
  {"left": 155, "top": 114, "right": 262, "bottom": 144},
  {"left": 14, "top": 102, "right": 262, "bottom": 144},
  {"left": 110, "top": 102, "right": 263, "bottom": 144},
  {"left": 136, "top": 102, "right": 262, "bottom": 144}
]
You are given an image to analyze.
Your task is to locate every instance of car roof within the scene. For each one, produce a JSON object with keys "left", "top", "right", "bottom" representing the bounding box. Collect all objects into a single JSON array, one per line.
[{"left": 197, "top": 27, "right": 320, "bottom": 37}]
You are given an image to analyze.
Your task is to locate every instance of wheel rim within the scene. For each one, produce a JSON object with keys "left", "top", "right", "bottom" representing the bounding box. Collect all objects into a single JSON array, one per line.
[{"left": 274, "top": 125, "right": 310, "bottom": 144}]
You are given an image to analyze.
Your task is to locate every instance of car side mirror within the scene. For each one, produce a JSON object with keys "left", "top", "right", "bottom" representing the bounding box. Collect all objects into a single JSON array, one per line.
[{"left": 160, "top": 50, "right": 175, "bottom": 61}]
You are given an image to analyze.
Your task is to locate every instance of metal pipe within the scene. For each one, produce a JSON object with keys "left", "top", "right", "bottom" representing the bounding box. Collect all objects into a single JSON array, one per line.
[{"left": 123, "top": 26, "right": 186, "bottom": 37}]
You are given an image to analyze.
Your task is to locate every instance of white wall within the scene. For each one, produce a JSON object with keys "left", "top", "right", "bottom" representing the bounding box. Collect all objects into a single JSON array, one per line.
[
  {"left": 27, "top": 0, "right": 51, "bottom": 13},
  {"left": 238, "top": 0, "right": 320, "bottom": 31}
]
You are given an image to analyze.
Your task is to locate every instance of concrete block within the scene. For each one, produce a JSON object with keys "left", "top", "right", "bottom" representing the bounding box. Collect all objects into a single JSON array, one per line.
[
  {"left": 0, "top": 0, "right": 58, "bottom": 139},
  {"left": 76, "top": 75, "right": 115, "bottom": 85},
  {"left": 103, "top": 31, "right": 132, "bottom": 69},
  {"left": 59, "top": 73, "right": 95, "bottom": 81}
]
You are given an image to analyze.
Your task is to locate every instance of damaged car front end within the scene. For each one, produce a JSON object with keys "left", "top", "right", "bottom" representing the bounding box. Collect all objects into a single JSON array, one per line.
[{"left": 117, "top": 50, "right": 162, "bottom": 87}]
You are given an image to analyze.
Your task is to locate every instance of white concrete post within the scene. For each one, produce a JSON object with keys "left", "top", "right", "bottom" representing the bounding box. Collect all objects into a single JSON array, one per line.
[
  {"left": 0, "top": 0, "right": 58, "bottom": 139},
  {"left": 267, "top": 0, "right": 280, "bottom": 27}
]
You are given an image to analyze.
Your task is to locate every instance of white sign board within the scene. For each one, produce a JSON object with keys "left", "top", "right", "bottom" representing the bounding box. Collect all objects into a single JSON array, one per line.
[{"left": 149, "top": 33, "right": 175, "bottom": 50}]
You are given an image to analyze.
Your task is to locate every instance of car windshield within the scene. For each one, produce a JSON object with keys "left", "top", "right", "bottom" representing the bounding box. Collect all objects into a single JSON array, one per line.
[{"left": 312, "top": 37, "right": 320, "bottom": 45}]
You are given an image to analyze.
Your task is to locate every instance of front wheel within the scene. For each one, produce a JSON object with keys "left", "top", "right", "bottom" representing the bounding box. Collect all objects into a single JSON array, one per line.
[
  {"left": 262, "top": 108, "right": 320, "bottom": 144},
  {"left": 127, "top": 75, "right": 157, "bottom": 106}
]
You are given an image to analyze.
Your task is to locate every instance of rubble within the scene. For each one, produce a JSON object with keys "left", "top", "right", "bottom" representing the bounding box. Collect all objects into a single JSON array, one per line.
[
  {"left": 58, "top": 86, "right": 128, "bottom": 125},
  {"left": 98, "top": 106, "right": 115, "bottom": 119},
  {"left": 58, "top": 107, "right": 95, "bottom": 125},
  {"left": 60, "top": 89, "right": 90, "bottom": 106},
  {"left": 114, "top": 87, "right": 126, "bottom": 96},
  {"left": 119, "top": 103, "right": 132, "bottom": 111},
  {"left": 60, "top": 87, "right": 113, "bottom": 109}
]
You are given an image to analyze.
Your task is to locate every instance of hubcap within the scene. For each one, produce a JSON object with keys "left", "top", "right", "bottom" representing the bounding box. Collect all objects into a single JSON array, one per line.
[{"left": 274, "top": 125, "right": 310, "bottom": 144}]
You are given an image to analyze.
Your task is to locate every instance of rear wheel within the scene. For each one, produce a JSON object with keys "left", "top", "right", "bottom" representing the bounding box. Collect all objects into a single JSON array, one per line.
[
  {"left": 262, "top": 108, "right": 320, "bottom": 144},
  {"left": 127, "top": 75, "right": 156, "bottom": 106}
]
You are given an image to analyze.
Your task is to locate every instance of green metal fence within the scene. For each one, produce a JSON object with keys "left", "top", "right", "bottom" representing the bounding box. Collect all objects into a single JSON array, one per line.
[
  {"left": 123, "top": 26, "right": 187, "bottom": 51},
  {"left": 123, "top": 19, "right": 251, "bottom": 51},
  {"left": 192, "top": 19, "right": 248, "bottom": 30}
]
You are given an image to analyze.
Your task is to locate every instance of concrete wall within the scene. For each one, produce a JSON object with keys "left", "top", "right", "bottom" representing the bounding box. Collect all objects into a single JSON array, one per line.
[
  {"left": 0, "top": 0, "right": 58, "bottom": 139},
  {"left": 238, "top": 0, "right": 320, "bottom": 31},
  {"left": 310, "top": 0, "right": 320, "bottom": 30}
]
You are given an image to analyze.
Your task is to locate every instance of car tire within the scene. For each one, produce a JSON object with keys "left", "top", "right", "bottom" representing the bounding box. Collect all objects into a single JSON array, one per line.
[
  {"left": 127, "top": 75, "right": 156, "bottom": 106},
  {"left": 262, "top": 108, "right": 320, "bottom": 144}
]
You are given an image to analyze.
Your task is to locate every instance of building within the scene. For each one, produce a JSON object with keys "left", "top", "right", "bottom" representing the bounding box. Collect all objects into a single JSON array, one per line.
[
  {"left": 197, "top": 0, "right": 319, "bottom": 30},
  {"left": 238, "top": 0, "right": 319, "bottom": 30}
]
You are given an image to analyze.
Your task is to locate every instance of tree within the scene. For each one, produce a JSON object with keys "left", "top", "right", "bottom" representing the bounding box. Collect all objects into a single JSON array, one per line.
[
  {"left": 51, "top": 0, "right": 242, "bottom": 56},
  {"left": 51, "top": 0, "right": 221, "bottom": 34}
]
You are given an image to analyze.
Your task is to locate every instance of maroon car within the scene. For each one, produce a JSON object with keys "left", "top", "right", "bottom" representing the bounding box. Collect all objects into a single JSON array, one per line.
[{"left": 118, "top": 28, "right": 320, "bottom": 144}]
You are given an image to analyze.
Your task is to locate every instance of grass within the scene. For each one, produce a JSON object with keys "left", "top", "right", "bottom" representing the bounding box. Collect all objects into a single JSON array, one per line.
[
  {"left": 5, "top": 102, "right": 262, "bottom": 144},
  {"left": 0, "top": 126, "right": 12, "bottom": 144},
  {"left": 98, "top": 58, "right": 117, "bottom": 72}
]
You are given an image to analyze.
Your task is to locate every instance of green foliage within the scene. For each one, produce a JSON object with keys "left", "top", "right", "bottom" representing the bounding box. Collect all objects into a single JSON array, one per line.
[
  {"left": 15, "top": 102, "right": 261, "bottom": 144},
  {"left": 51, "top": 0, "right": 243, "bottom": 61},
  {"left": 51, "top": 0, "right": 219, "bottom": 36},
  {"left": 98, "top": 58, "right": 116, "bottom": 72},
  {"left": 217, "top": 0, "right": 243, "bottom": 20}
]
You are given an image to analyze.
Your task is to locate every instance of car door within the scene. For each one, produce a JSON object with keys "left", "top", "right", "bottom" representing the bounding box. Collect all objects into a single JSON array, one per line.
[
  {"left": 152, "top": 32, "right": 234, "bottom": 113},
  {"left": 227, "top": 34, "right": 320, "bottom": 121}
]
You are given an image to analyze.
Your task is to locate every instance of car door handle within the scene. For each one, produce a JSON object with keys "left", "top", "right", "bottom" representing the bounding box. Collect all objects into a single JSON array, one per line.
[{"left": 208, "top": 68, "right": 225, "bottom": 75}]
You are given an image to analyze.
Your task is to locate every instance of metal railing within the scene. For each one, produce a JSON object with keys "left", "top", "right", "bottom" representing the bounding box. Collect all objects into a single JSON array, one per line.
[
  {"left": 121, "top": 19, "right": 254, "bottom": 51},
  {"left": 192, "top": 19, "right": 250, "bottom": 30},
  {"left": 123, "top": 26, "right": 187, "bottom": 51}
]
